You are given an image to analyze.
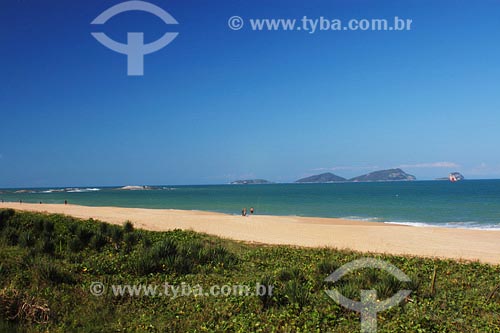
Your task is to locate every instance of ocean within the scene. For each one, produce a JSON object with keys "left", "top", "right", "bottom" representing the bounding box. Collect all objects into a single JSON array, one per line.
[{"left": 1, "top": 180, "right": 500, "bottom": 230}]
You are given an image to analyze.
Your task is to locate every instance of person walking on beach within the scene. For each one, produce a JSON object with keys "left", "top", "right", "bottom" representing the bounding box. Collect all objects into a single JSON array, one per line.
[
  {"left": 242, "top": 208, "right": 247, "bottom": 217},
  {"left": 250, "top": 207, "right": 254, "bottom": 215},
  {"left": 64, "top": 200, "right": 67, "bottom": 205}
]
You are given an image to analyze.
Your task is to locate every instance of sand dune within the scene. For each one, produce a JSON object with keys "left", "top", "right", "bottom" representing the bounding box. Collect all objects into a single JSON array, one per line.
[{"left": 1, "top": 202, "right": 499, "bottom": 265}]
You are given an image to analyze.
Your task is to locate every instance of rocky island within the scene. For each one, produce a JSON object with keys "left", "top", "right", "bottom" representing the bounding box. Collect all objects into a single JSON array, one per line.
[
  {"left": 349, "top": 168, "right": 416, "bottom": 182},
  {"left": 295, "top": 173, "right": 346, "bottom": 183}
]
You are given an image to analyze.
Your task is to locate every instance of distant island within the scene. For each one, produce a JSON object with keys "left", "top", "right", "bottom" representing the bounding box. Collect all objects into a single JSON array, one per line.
[
  {"left": 233, "top": 168, "right": 466, "bottom": 185},
  {"left": 294, "top": 168, "right": 416, "bottom": 183},
  {"left": 295, "top": 173, "right": 346, "bottom": 183},
  {"left": 230, "top": 179, "right": 273, "bottom": 185},
  {"left": 349, "top": 168, "right": 416, "bottom": 182}
]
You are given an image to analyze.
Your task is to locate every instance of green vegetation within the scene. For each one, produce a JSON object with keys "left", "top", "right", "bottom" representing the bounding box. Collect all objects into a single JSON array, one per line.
[{"left": 0, "top": 209, "right": 499, "bottom": 332}]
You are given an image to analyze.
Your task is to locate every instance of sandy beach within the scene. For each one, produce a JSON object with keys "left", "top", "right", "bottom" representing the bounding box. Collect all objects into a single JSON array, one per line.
[{"left": 1, "top": 202, "right": 499, "bottom": 265}]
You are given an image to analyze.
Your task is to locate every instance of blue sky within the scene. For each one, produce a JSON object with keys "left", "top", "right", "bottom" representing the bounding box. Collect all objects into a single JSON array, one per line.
[{"left": 1, "top": 0, "right": 500, "bottom": 187}]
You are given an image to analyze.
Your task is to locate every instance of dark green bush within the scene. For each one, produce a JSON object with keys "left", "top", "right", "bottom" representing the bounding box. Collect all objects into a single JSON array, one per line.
[
  {"left": 18, "top": 232, "right": 35, "bottom": 248},
  {"left": 171, "top": 255, "right": 193, "bottom": 274},
  {"left": 33, "top": 219, "right": 44, "bottom": 234},
  {"left": 124, "top": 232, "right": 138, "bottom": 247},
  {"left": 283, "top": 280, "right": 311, "bottom": 308},
  {"left": 201, "top": 245, "right": 238, "bottom": 267},
  {"left": 111, "top": 226, "right": 123, "bottom": 244},
  {"left": 259, "top": 275, "right": 276, "bottom": 309},
  {"left": 0, "top": 209, "right": 15, "bottom": 229},
  {"left": 37, "top": 238, "right": 55, "bottom": 255},
  {"left": 68, "top": 236, "right": 84, "bottom": 253},
  {"left": 123, "top": 221, "right": 134, "bottom": 233},
  {"left": 131, "top": 253, "right": 158, "bottom": 275},
  {"left": 98, "top": 222, "right": 108, "bottom": 235},
  {"left": 3, "top": 227, "right": 19, "bottom": 246},
  {"left": 36, "top": 260, "right": 74, "bottom": 284},
  {"left": 376, "top": 274, "right": 403, "bottom": 299},
  {"left": 76, "top": 227, "right": 93, "bottom": 245},
  {"left": 278, "top": 267, "right": 304, "bottom": 282},
  {"left": 177, "top": 240, "right": 204, "bottom": 262},
  {"left": 90, "top": 233, "right": 107, "bottom": 251},
  {"left": 142, "top": 237, "right": 152, "bottom": 248},
  {"left": 317, "top": 259, "right": 339, "bottom": 275},
  {"left": 150, "top": 239, "right": 177, "bottom": 260},
  {"left": 67, "top": 223, "right": 78, "bottom": 235},
  {"left": 43, "top": 220, "right": 55, "bottom": 234}
]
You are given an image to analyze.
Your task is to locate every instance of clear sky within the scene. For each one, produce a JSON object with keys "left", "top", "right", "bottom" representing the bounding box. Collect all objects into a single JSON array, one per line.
[{"left": 1, "top": 0, "right": 500, "bottom": 187}]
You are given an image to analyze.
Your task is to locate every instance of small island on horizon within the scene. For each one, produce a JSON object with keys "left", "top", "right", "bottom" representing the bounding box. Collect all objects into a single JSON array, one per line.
[
  {"left": 230, "top": 168, "right": 470, "bottom": 185},
  {"left": 235, "top": 168, "right": 419, "bottom": 185}
]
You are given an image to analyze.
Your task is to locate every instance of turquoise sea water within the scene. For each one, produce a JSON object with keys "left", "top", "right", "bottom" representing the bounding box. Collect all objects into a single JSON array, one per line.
[{"left": 1, "top": 180, "right": 500, "bottom": 230}]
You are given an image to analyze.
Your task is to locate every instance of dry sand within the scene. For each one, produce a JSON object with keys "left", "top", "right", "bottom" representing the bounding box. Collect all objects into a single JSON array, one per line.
[{"left": 1, "top": 202, "right": 499, "bottom": 265}]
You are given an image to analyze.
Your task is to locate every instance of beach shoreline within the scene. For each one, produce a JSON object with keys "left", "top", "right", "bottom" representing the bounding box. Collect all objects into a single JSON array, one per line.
[{"left": 1, "top": 202, "right": 499, "bottom": 265}]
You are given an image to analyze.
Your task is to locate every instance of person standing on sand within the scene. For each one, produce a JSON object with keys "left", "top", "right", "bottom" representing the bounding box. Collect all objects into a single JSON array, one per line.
[
  {"left": 250, "top": 207, "right": 254, "bottom": 215},
  {"left": 242, "top": 208, "right": 247, "bottom": 216},
  {"left": 64, "top": 200, "right": 67, "bottom": 205}
]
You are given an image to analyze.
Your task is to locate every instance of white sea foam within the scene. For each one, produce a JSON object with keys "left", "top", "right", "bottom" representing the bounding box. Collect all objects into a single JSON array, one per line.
[
  {"left": 65, "top": 188, "right": 101, "bottom": 193},
  {"left": 39, "top": 188, "right": 101, "bottom": 193},
  {"left": 384, "top": 221, "right": 500, "bottom": 230},
  {"left": 341, "top": 216, "right": 383, "bottom": 222}
]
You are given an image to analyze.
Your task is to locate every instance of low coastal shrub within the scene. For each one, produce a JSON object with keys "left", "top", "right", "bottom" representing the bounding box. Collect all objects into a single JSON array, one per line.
[
  {"left": 18, "top": 232, "right": 35, "bottom": 248},
  {"left": 0, "top": 209, "right": 15, "bottom": 229},
  {"left": 32, "top": 219, "right": 44, "bottom": 234},
  {"left": 110, "top": 226, "right": 123, "bottom": 244},
  {"left": 316, "top": 258, "right": 339, "bottom": 275},
  {"left": 42, "top": 220, "right": 54, "bottom": 234},
  {"left": 36, "top": 238, "right": 55, "bottom": 255},
  {"left": 123, "top": 232, "right": 138, "bottom": 248},
  {"left": 3, "top": 227, "right": 19, "bottom": 246},
  {"left": 150, "top": 239, "right": 177, "bottom": 259},
  {"left": 76, "top": 227, "right": 93, "bottom": 246},
  {"left": 90, "top": 232, "right": 107, "bottom": 251},
  {"left": 283, "top": 279, "right": 311, "bottom": 309},
  {"left": 67, "top": 236, "right": 83, "bottom": 253},
  {"left": 123, "top": 221, "right": 134, "bottom": 233},
  {"left": 98, "top": 222, "right": 108, "bottom": 235},
  {"left": 35, "top": 260, "right": 74, "bottom": 285},
  {"left": 0, "top": 209, "right": 499, "bottom": 332}
]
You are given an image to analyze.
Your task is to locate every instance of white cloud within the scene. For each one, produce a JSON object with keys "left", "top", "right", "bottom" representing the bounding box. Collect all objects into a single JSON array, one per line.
[{"left": 397, "top": 162, "right": 459, "bottom": 169}]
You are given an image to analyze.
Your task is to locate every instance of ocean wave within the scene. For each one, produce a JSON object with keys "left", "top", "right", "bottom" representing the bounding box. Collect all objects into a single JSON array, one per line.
[
  {"left": 40, "top": 189, "right": 65, "bottom": 193},
  {"left": 65, "top": 188, "right": 101, "bottom": 193},
  {"left": 341, "top": 216, "right": 383, "bottom": 222},
  {"left": 39, "top": 188, "right": 101, "bottom": 194},
  {"left": 384, "top": 221, "right": 500, "bottom": 230}
]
